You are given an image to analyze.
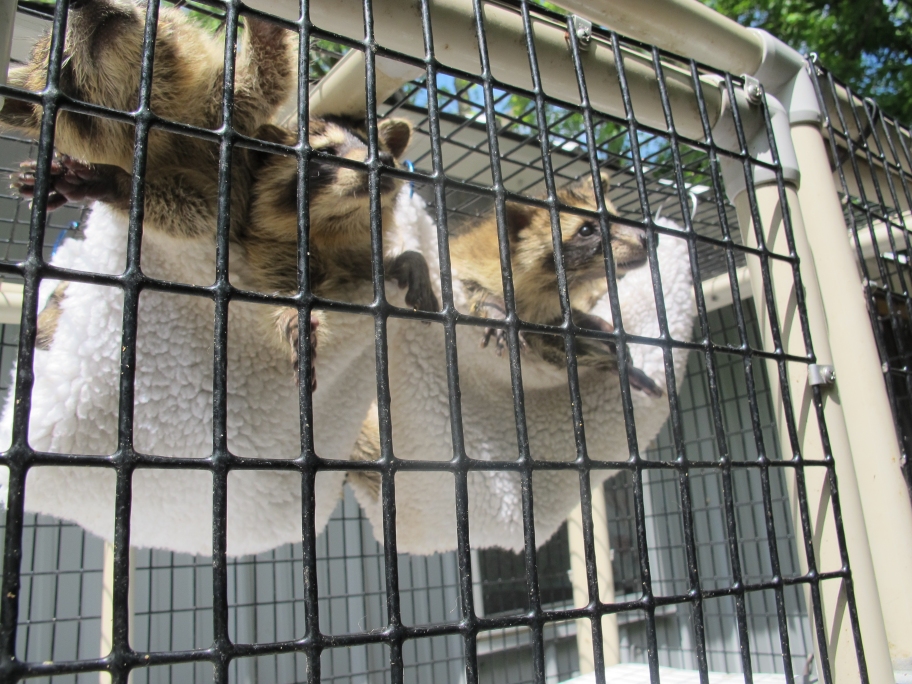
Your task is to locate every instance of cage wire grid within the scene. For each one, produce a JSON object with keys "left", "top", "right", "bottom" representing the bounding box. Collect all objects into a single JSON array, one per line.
[
  {"left": 0, "top": 307, "right": 815, "bottom": 683},
  {"left": 0, "top": 0, "right": 874, "bottom": 682},
  {"left": 807, "top": 58, "right": 912, "bottom": 503}
]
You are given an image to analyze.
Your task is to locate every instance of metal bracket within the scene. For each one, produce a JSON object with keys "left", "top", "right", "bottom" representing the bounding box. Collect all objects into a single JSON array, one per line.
[
  {"left": 570, "top": 15, "right": 592, "bottom": 51},
  {"left": 742, "top": 74, "right": 763, "bottom": 104},
  {"left": 808, "top": 364, "right": 836, "bottom": 387}
]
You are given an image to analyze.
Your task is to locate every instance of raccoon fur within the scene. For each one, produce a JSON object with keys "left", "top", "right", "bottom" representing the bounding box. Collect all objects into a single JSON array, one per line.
[
  {"left": 247, "top": 115, "right": 438, "bottom": 370},
  {"left": 3, "top": 0, "right": 294, "bottom": 243}
]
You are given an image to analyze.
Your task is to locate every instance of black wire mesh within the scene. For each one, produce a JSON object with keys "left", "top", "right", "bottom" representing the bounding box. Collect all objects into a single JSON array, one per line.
[
  {"left": 0, "top": 0, "right": 877, "bottom": 682},
  {"left": 606, "top": 305, "right": 814, "bottom": 675},
  {"left": 807, "top": 58, "right": 912, "bottom": 502}
]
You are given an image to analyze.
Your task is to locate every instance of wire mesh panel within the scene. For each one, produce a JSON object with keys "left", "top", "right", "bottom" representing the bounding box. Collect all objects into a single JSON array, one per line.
[
  {"left": 808, "top": 59, "right": 912, "bottom": 501},
  {"left": 0, "top": 0, "right": 877, "bottom": 682},
  {"left": 605, "top": 305, "right": 814, "bottom": 677}
]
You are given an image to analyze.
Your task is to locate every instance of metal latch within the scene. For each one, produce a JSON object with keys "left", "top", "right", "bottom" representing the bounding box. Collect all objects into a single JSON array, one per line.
[
  {"left": 569, "top": 15, "right": 592, "bottom": 51},
  {"left": 742, "top": 74, "right": 763, "bottom": 104},
  {"left": 808, "top": 364, "right": 835, "bottom": 387}
]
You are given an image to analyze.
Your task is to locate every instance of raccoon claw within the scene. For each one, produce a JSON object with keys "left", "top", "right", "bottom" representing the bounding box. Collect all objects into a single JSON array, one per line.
[
  {"left": 568, "top": 310, "right": 662, "bottom": 397},
  {"left": 403, "top": 283, "right": 438, "bottom": 313},
  {"left": 16, "top": 160, "right": 67, "bottom": 210},
  {"left": 15, "top": 155, "right": 129, "bottom": 209},
  {"left": 474, "top": 293, "right": 526, "bottom": 356},
  {"left": 480, "top": 326, "right": 528, "bottom": 356},
  {"left": 480, "top": 326, "right": 504, "bottom": 354},
  {"left": 626, "top": 365, "right": 663, "bottom": 398},
  {"left": 278, "top": 309, "right": 319, "bottom": 392}
]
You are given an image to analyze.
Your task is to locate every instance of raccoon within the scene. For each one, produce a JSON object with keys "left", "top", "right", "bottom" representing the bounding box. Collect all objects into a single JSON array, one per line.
[
  {"left": 348, "top": 171, "right": 659, "bottom": 488},
  {"left": 450, "top": 172, "right": 661, "bottom": 396},
  {"left": 2, "top": 0, "right": 327, "bottom": 383},
  {"left": 3, "top": 0, "right": 294, "bottom": 243},
  {"left": 246, "top": 116, "right": 438, "bottom": 371}
]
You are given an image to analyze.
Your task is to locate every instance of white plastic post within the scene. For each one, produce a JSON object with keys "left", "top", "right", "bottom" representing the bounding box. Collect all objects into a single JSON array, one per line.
[
  {"left": 791, "top": 120, "right": 912, "bottom": 676},
  {"left": 731, "top": 175, "right": 895, "bottom": 683},
  {"left": 567, "top": 484, "right": 618, "bottom": 674}
]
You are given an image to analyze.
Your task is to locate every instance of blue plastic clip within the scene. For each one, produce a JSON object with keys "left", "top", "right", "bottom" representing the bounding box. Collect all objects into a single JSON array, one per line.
[
  {"left": 50, "top": 221, "right": 80, "bottom": 257},
  {"left": 404, "top": 160, "right": 415, "bottom": 197}
]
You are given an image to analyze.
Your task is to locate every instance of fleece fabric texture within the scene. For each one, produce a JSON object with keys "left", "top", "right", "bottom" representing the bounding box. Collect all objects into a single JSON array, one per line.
[
  {"left": 350, "top": 197, "right": 696, "bottom": 554},
  {"left": 0, "top": 201, "right": 404, "bottom": 557}
]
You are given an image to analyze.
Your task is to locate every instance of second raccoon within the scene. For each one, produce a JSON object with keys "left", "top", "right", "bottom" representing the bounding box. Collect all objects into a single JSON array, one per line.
[
  {"left": 452, "top": 171, "right": 660, "bottom": 395},
  {"left": 246, "top": 116, "right": 438, "bottom": 373}
]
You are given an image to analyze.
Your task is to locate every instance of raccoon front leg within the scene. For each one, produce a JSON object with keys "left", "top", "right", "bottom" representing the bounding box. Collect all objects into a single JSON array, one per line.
[
  {"left": 275, "top": 308, "right": 320, "bottom": 391},
  {"left": 573, "top": 310, "right": 663, "bottom": 398},
  {"left": 16, "top": 156, "right": 131, "bottom": 211},
  {"left": 385, "top": 250, "right": 439, "bottom": 312},
  {"left": 17, "top": 156, "right": 218, "bottom": 239}
]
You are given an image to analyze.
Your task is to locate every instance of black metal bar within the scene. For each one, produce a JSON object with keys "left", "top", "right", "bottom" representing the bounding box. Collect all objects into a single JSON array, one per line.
[
  {"left": 653, "top": 47, "right": 763, "bottom": 683},
  {"left": 469, "top": 1, "right": 545, "bottom": 681},
  {"left": 0, "top": 0, "right": 71, "bottom": 676},
  {"left": 358, "top": 0, "right": 407, "bottom": 679},
  {"left": 208, "top": 1, "right": 243, "bottom": 681},
  {"left": 413, "top": 0, "right": 480, "bottom": 681},
  {"left": 518, "top": 4, "right": 606, "bottom": 681},
  {"left": 563, "top": 18, "right": 666, "bottom": 684},
  {"left": 293, "top": 0, "right": 322, "bottom": 680}
]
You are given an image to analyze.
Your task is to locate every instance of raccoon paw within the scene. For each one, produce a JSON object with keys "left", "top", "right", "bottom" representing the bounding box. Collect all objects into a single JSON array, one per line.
[
  {"left": 572, "top": 310, "right": 615, "bottom": 338},
  {"left": 388, "top": 251, "right": 439, "bottom": 312},
  {"left": 277, "top": 308, "right": 319, "bottom": 392},
  {"left": 626, "top": 364, "right": 663, "bottom": 398},
  {"left": 474, "top": 292, "right": 527, "bottom": 356},
  {"left": 480, "top": 325, "right": 528, "bottom": 357},
  {"left": 16, "top": 155, "right": 130, "bottom": 211}
]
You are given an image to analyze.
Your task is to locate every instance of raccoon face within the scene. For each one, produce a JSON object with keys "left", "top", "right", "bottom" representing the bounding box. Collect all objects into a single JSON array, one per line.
[
  {"left": 506, "top": 172, "right": 648, "bottom": 294},
  {"left": 309, "top": 117, "right": 412, "bottom": 197},
  {"left": 0, "top": 0, "right": 225, "bottom": 167}
]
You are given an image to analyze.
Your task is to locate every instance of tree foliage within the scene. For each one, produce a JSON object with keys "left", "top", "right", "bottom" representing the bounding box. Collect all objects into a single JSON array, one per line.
[{"left": 700, "top": 0, "right": 912, "bottom": 123}]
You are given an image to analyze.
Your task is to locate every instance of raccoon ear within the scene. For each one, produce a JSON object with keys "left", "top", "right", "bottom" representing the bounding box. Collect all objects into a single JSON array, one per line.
[
  {"left": 378, "top": 118, "right": 412, "bottom": 159},
  {"left": 504, "top": 201, "right": 533, "bottom": 239},
  {"left": 583, "top": 171, "right": 610, "bottom": 198}
]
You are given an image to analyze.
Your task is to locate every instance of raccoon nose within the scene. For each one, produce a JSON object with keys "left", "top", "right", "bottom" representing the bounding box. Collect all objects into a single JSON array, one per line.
[{"left": 378, "top": 150, "right": 395, "bottom": 167}]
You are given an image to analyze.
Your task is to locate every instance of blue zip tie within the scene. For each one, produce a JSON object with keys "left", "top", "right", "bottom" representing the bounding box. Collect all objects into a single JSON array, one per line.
[
  {"left": 50, "top": 221, "right": 80, "bottom": 257},
  {"left": 404, "top": 160, "right": 415, "bottom": 197}
]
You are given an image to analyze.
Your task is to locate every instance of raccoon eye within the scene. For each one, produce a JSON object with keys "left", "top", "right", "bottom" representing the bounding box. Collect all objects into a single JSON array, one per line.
[{"left": 577, "top": 222, "right": 597, "bottom": 238}]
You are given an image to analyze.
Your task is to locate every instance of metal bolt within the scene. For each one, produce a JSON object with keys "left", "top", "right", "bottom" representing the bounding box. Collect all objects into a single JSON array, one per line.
[
  {"left": 570, "top": 15, "right": 592, "bottom": 51},
  {"left": 742, "top": 74, "right": 763, "bottom": 104},
  {"left": 808, "top": 364, "right": 836, "bottom": 387}
]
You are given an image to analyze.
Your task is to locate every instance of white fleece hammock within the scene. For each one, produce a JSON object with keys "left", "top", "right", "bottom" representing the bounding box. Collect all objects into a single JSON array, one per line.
[
  {"left": 0, "top": 192, "right": 693, "bottom": 558},
  {"left": 0, "top": 201, "right": 398, "bottom": 557},
  {"left": 351, "top": 198, "right": 696, "bottom": 554}
]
